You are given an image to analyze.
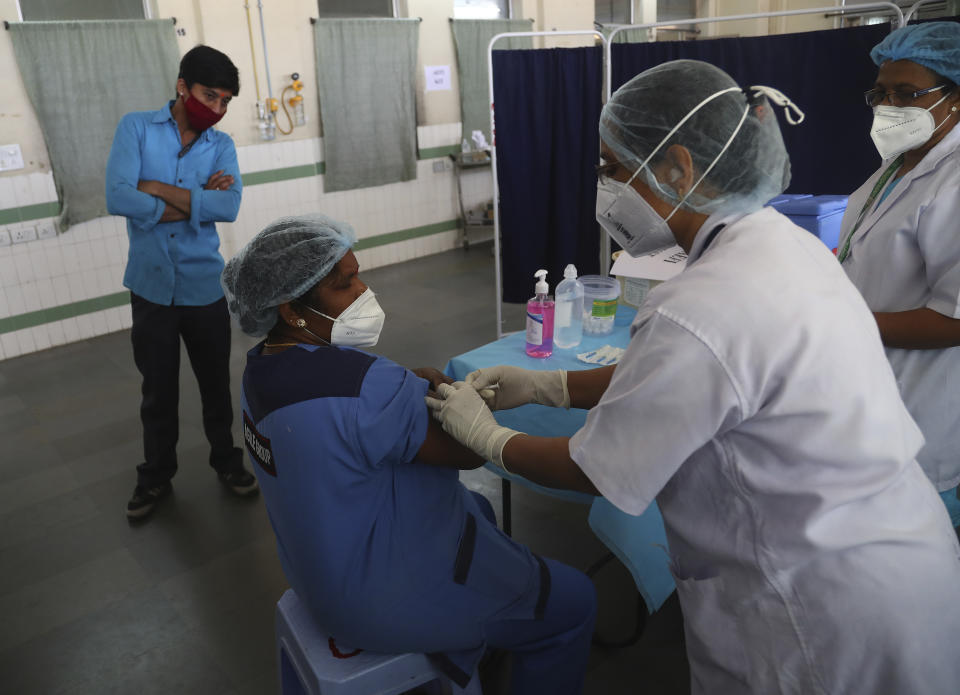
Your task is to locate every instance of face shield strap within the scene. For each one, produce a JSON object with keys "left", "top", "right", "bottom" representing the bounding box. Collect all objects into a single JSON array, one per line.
[
  {"left": 619, "top": 86, "right": 744, "bottom": 197},
  {"left": 666, "top": 86, "right": 803, "bottom": 218},
  {"left": 742, "top": 87, "right": 764, "bottom": 106},
  {"left": 609, "top": 84, "right": 804, "bottom": 219},
  {"left": 749, "top": 85, "right": 805, "bottom": 125},
  {"left": 664, "top": 101, "right": 750, "bottom": 222},
  {"left": 607, "top": 86, "right": 745, "bottom": 219}
]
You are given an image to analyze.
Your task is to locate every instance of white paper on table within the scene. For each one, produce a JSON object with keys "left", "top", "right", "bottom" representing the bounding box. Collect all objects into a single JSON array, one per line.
[{"left": 610, "top": 245, "right": 688, "bottom": 281}]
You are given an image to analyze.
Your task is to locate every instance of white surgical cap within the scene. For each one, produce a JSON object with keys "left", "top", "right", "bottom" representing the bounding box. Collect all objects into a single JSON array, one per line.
[
  {"left": 221, "top": 214, "right": 357, "bottom": 336},
  {"left": 871, "top": 22, "right": 960, "bottom": 85},
  {"left": 600, "top": 59, "right": 792, "bottom": 216}
]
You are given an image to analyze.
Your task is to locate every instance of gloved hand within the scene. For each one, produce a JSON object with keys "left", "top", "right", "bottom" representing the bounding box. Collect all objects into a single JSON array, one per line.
[
  {"left": 425, "top": 382, "right": 521, "bottom": 469},
  {"left": 465, "top": 366, "right": 570, "bottom": 411}
]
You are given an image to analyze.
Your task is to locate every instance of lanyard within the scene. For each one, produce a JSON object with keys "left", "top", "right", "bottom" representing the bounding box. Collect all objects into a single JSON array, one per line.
[
  {"left": 837, "top": 154, "right": 904, "bottom": 263},
  {"left": 701, "top": 224, "right": 726, "bottom": 253}
]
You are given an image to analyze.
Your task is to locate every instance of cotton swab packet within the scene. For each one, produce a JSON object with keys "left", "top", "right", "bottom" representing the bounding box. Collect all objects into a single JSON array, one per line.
[{"left": 577, "top": 345, "right": 625, "bottom": 366}]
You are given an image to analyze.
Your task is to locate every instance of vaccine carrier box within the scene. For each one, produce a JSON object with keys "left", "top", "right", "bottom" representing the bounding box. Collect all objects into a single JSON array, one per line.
[{"left": 770, "top": 195, "right": 849, "bottom": 252}]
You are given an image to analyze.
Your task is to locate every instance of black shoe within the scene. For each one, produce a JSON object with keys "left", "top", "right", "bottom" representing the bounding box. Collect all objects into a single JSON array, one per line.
[
  {"left": 217, "top": 468, "right": 259, "bottom": 496},
  {"left": 126, "top": 482, "right": 172, "bottom": 519}
]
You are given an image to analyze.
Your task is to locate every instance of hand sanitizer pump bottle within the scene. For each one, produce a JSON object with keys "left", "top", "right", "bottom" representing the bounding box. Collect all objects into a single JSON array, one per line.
[
  {"left": 526, "top": 269, "right": 554, "bottom": 358},
  {"left": 554, "top": 264, "right": 584, "bottom": 349}
]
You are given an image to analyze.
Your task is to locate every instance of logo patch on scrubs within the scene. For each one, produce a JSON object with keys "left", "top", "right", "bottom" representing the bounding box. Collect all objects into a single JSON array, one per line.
[{"left": 243, "top": 411, "right": 276, "bottom": 476}]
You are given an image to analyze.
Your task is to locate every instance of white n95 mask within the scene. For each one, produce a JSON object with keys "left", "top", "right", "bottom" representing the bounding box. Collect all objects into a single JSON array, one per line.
[
  {"left": 870, "top": 94, "right": 951, "bottom": 160},
  {"left": 596, "top": 179, "right": 677, "bottom": 257},
  {"left": 302, "top": 288, "right": 385, "bottom": 347}
]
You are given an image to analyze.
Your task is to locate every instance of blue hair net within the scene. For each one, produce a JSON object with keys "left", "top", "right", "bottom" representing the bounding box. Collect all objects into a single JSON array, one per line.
[
  {"left": 221, "top": 214, "right": 356, "bottom": 336},
  {"left": 870, "top": 22, "right": 960, "bottom": 85}
]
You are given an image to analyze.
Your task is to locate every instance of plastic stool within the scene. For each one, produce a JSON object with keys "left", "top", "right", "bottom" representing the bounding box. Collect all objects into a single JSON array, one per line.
[{"left": 276, "top": 589, "right": 482, "bottom": 695}]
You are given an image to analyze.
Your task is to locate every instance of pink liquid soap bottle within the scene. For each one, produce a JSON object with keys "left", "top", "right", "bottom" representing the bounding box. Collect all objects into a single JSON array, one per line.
[{"left": 526, "top": 269, "right": 555, "bottom": 358}]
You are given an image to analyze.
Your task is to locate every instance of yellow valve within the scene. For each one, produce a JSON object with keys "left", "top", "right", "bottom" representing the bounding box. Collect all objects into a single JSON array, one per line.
[
  {"left": 275, "top": 73, "right": 305, "bottom": 135},
  {"left": 266, "top": 97, "right": 279, "bottom": 113}
]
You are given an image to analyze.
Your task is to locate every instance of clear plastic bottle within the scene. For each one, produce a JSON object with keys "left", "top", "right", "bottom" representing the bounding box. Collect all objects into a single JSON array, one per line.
[
  {"left": 525, "top": 269, "right": 554, "bottom": 358},
  {"left": 292, "top": 95, "right": 306, "bottom": 126},
  {"left": 554, "top": 264, "right": 584, "bottom": 349}
]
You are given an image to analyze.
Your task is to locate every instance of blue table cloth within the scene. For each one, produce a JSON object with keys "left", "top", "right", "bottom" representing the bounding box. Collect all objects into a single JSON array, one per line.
[{"left": 444, "top": 304, "right": 676, "bottom": 612}]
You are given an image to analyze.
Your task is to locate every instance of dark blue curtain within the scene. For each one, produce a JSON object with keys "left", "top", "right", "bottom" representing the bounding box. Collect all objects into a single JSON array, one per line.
[
  {"left": 492, "top": 47, "right": 603, "bottom": 303},
  {"left": 611, "top": 23, "right": 892, "bottom": 196}
]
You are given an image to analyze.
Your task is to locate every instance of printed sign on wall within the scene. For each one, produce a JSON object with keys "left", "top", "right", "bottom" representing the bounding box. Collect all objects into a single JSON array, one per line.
[{"left": 424, "top": 65, "right": 451, "bottom": 91}]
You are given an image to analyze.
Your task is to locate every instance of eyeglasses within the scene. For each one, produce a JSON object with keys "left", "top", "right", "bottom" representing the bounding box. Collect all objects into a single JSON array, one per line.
[
  {"left": 863, "top": 84, "right": 948, "bottom": 108},
  {"left": 595, "top": 160, "right": 624, "bottom": 185}
]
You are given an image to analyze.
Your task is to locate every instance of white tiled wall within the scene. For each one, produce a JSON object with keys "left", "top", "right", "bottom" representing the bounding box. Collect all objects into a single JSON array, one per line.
[{"left": 0, "top": 122, "right": 489, "bottom": 361}]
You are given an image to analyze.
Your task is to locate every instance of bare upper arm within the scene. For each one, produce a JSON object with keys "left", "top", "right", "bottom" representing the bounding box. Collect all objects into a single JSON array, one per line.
[{"left": 415, "top": 410, "right": 486, "bottom": 470}]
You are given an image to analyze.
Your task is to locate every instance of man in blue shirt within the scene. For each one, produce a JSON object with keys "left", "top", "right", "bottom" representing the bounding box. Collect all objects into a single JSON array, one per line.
[{"left": 106, "top": 45, "right": 257, "bottom": 519}]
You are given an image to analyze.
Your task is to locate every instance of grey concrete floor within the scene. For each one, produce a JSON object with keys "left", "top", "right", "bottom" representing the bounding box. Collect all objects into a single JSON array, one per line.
[{"left": 0, "top": 243, "right": 689, "bottom": 695}]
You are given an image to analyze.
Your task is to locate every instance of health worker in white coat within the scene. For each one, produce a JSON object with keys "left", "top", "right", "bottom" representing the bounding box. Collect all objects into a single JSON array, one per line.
[
  {"left": 427, "top": 60, "right": 960, "bottom": 694},
  {"left": 838, "top": 22, "right": 960, "bottom": 526}
]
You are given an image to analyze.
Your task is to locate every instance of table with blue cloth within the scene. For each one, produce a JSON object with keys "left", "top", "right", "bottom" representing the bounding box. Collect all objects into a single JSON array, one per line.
[{"left": 443, "top": 304, "right": 676, "bottom": 615}]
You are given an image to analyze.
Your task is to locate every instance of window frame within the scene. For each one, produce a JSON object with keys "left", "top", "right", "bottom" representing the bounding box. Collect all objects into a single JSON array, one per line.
[
  {"left": 595, "top": 0, "right": 633, "bottom": 25},
  {"left": 16, "top": 0, "right": 151, "bottom": 21},
  {"left": 453, "top": 0, "right": 513, "bottom": 20},
  {"left": 316, "top": 0, "right": 398, "bottom": 19}
]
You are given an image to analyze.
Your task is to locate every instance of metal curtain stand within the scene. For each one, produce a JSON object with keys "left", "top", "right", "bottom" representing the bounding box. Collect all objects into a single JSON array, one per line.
[
  {"left": 604, "top": 1, "right": 906, "bottom": 83},
  {"left": 487, "top": 30, "right": 610, "bottom": 341},
  {"left": 483, "top": 33, "right": 610, "bottom": 625},
  {"left": 904, "top": 0, "right": 948, "bottom": 22},
  {"left": 483, "top": 4, "right": 904, "bottom": 343}
]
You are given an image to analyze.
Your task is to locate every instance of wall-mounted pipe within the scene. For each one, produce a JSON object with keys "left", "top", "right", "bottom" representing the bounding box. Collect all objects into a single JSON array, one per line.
[
  {"left": 243, "top": 1, "right": 263, "bottom": 103},
  {"left": 257, "top": 0, "right": 274, "bottom": 101}
]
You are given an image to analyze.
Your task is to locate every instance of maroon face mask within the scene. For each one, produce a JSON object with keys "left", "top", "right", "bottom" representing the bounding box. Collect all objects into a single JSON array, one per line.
[{"left": 182, "top": 92, "right": 225, "bottom": 131}]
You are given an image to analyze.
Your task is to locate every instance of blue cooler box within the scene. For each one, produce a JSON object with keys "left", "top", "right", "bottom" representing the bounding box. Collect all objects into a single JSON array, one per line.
[
  {"left": 770, "top": 195, "right": 849, "bottom": 251},
  {"left": 766, "top": 193, "right": 812, "bottom": 207}
]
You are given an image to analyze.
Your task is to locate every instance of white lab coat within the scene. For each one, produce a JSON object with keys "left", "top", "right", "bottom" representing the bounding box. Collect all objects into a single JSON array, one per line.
[
  {"left": 570, "top": 207, "right": 960, "bottom": 694},
  {"left": 839, "top": 125, "right": 960, "bottom": 492}
]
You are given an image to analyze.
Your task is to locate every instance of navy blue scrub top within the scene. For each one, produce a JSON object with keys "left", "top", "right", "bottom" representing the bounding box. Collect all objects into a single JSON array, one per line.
[{"left": 240, "top": 343, "right": 547, "bottom": 684}]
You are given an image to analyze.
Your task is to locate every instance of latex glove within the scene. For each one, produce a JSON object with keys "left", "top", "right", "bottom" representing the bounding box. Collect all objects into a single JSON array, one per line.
[
  {"left": 465, "top": 365, "right": 570, "bottom": 411},
  {"left": 425, "top": 382, "right": 520, "bottom": 469}
]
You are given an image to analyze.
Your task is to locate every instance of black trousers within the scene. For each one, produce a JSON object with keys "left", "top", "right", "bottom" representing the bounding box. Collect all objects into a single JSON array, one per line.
[{"left": 131, "top": 293, "right": 241, "bottom": 487}]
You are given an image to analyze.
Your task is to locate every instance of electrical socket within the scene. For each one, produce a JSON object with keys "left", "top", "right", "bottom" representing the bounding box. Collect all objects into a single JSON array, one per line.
[
  {"left": 36, "top": 221, "right": 57, "bottom": 239},
  {"left": 0, "top": 229, "right": 10, "bottom": 247},
  {"left": 11, "top": 226, "right": 37, "bottom": 244},
  {"left": 432, "top": 159, "right": 453, "bottom": 173},
  {"left": 0, "top": 144, "right": 25, "bottom": 172}
]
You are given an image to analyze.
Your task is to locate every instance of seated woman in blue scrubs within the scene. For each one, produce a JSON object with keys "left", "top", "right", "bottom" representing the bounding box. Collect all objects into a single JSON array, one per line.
[{"left": 221, "top": 214, "right": 596, "bottom": 693}]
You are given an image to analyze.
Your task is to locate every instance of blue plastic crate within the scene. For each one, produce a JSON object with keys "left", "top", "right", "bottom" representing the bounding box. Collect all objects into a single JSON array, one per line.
[
  {"left": 773, "top": 195, "right": 849, "bottom": 251},
  {"left": 766, "top": 193, "right": 812, "bottom": 207}
]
